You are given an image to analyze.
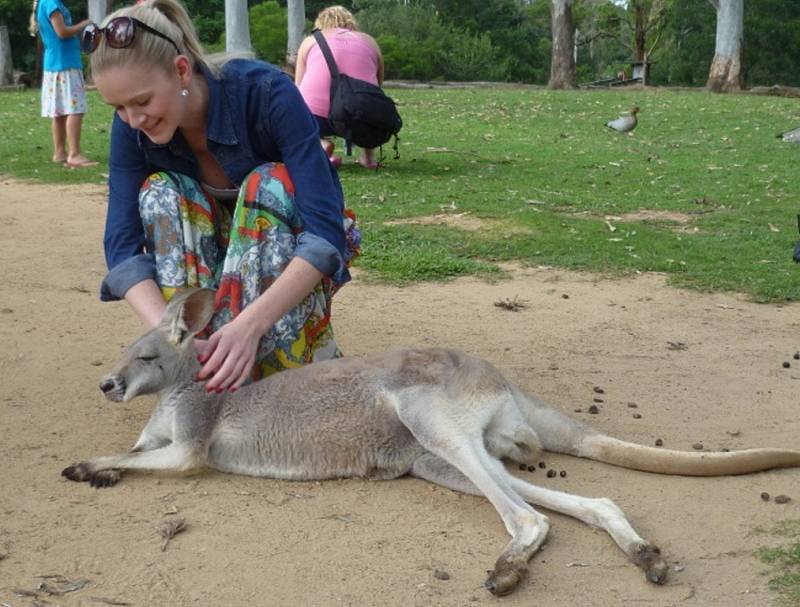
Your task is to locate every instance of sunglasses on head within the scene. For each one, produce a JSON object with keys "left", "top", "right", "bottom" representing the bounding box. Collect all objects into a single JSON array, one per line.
[{"left": 81, "top": 16, "right": 181, "bottom": 55}]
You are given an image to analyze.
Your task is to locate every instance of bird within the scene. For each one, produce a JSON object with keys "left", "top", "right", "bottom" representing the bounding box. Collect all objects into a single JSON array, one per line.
[
  {"left": 605, "top": 106, "right": 640, "bottom": 133},
  {"left": 777, "top": 127, "right": 800, "bottom": 143}
]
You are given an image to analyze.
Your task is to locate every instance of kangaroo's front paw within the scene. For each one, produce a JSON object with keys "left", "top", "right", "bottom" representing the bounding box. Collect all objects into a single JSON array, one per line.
[
  {"left": 90, "top": 469, "right": 121, "bottom": 488},
  {"left": 62, "top": 464, "right": 121, "bottom": 488},
  {"left": 631, "top": 542, "right": 668, "bottom": 585},
  {"left": 62, "top": 462, "right": 93, "bottom": 482}
]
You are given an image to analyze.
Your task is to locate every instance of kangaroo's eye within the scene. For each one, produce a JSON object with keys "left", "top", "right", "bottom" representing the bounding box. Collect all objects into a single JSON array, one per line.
[{"left": 137, "top": 355, "right": 158, "bottom": 362}]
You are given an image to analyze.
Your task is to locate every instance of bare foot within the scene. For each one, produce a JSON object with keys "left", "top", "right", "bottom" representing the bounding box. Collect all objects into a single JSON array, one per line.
[
  {"left": 321, "top": 139, "right": 335, "bottom": 157},
  {"left": 358, "top": 150, "right": 379, "bottom": 170},
  {"left": 357, "top": 157, "right": 379, "bottom": 170},
  {"left": 53, "top": 154, "right": 67, "bottom": 163},
  {"left": 64, "top": 155, "right": 98, "bottom": 169}
]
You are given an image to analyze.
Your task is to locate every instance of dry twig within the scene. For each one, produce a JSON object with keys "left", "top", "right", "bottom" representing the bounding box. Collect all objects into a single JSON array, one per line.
[
  {"left": 158, "top": 515, "right": 187, "bottom": 551},
  {"left": 494, "top": 295, "right": 528, "bottom": 312}
]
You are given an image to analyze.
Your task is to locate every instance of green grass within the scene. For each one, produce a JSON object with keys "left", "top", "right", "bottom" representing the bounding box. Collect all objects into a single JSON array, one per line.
[
  {"left": 758, "top": 521, "right": 800, "bottom": 606},
  {"left": 3, "top": 85, "right": 800, "bottom": 300}
]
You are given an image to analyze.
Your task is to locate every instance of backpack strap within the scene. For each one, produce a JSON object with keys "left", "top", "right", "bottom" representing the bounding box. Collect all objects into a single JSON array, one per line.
[{"left": 311, "top": 29, "right": 340, "bottom": 80}]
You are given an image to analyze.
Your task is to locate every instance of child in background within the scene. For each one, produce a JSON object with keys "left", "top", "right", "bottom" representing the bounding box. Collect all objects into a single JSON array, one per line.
[{"left": 29, "top": 0, "right": 96, "bottom": 168}]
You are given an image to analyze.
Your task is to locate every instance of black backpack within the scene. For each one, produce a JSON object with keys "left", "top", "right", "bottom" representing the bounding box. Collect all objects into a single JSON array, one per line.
[{"left": 312, "top": 29, "right": 402, "bottom": 155}]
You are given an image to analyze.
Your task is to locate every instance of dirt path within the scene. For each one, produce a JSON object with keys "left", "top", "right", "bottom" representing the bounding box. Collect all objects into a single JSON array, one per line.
[{"left": 1, "top": 180, "right": 798, "bottom": 606}]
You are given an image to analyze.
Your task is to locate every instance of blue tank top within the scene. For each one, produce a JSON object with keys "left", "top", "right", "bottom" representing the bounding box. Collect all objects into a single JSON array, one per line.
[{"left": 37, "top": 0, "right": 82, "bottom": 72}]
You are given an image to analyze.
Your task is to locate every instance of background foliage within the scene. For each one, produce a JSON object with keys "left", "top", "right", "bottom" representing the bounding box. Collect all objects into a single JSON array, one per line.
[{"left": 4, "top": 0, "right": 800, "bottom": 86}]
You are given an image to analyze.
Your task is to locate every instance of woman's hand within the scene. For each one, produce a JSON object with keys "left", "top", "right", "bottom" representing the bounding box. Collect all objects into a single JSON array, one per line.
[
  {"left": 195, "top": 257, "right": 325, "bottom": 393},
  {"left": 196, "top": 313, "right": 263, "bottom": 392}
]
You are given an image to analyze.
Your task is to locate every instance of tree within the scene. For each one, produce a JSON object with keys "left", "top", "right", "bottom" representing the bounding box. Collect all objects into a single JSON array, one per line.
[
  {"left": 286, "top": 0, "right": 305, "bottom": 68},
  {"left": 743, "top": 0, "right": 800, "bottom": 87},
  {"left": 0, "top": 25, "right": 12, "bottom": 85},
  {"left": 706, "top": 0, "right": 743, "bottom": 92},
  {"left": 548, "top": 0, "right": 576, "bottom": 89},
  {"left": 590, "top": 0, "right": 670, "bottom": 83},
  {"left": 225, "top": 0, "right": 251, "bottom": 52},
  {"left": 250, "top": 1, "right": 287, "bottom": 64},
  {"left": 87, "top": 0, "right": 111, "bottom": 25},
  {"left": 649, "top": 0, "right": 715, "bottom": 86}
]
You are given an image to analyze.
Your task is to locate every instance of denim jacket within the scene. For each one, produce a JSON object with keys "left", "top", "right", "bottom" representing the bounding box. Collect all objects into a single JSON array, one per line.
[{"left": 101, "top": 58, "right": 348, "bottom": 301}]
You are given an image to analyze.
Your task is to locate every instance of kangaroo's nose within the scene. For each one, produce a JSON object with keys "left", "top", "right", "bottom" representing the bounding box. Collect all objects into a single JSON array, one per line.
[{"left": 99, "top": 378, "right": 116, "bottom": 393}]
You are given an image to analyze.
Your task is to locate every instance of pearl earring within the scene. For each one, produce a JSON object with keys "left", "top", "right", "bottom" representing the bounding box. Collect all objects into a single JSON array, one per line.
[{"left": 180, "top": 88, "right": 189, "bottom": 97}]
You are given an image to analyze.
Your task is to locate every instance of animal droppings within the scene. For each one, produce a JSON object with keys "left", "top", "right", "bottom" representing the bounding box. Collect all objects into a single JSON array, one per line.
[
  {"left": 782, "top": 361, "right": 791, "bottom": 369},
  {"left": 760, "top": 492, "right": 770, "bottom": 502},
  {"left": 588, "top": 405, "right": 600, "bottom": 414},
  {"left": 655, "top": 438, "right": 663, "bottom": 447},
  {"left": 774, "top": 495, "right": 791, "bottom": 504},
  {"left": 559, "top": 470, "right": 567, "bottom": 478},
  {"left": 546, "top": 470, "right": 557, "bottom": 478}
]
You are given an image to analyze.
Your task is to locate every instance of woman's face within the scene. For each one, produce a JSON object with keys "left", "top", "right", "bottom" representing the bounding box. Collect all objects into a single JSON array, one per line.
[{"left": 95, "top": 62, "right": 187, "bottom": 144}]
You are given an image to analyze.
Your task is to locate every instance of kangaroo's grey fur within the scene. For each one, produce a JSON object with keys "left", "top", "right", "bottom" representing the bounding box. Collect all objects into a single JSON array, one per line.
[{"left": 62, "top": 289, "right": 800, "bottom": 596}]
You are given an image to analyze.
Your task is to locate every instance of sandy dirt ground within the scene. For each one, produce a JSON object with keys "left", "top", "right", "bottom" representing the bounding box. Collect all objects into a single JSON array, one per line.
[{"left": 0, "top": 179, "right": 798, "bottom": 607}]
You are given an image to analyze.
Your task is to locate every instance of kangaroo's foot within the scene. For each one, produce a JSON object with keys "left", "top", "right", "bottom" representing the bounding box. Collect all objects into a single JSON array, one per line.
[
  {"left": 62, "top": 463, "right": 122, "bottom": 488},
  {"left": 485, "top": 557, "right": 528, "bottom": 596},
  {"left": 630, "top": 542, "right": 668, "bottom": 584}
]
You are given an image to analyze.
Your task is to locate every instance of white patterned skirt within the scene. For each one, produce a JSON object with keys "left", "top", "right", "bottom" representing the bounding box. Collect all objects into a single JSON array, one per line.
[{"left": 41, "top": 69, "right": 88, "bottom": 118}]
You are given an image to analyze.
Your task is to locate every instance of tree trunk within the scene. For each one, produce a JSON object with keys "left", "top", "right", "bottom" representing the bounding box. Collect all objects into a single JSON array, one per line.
[
  {"left": 87, "top": 0, "right": 107, "bottom": 25},
  {"left": 286, "top": 0, "right": 305, "bottom": 69},
  {"left": 225, "top": 0, "right": 252, "bottom": 53},
  {"left": 548, "top": 0, "right": 576, "bottom": 89},
  {"left": 633, "top": 0, "right": 646, "bottom": 61},
  {"left": 86, "top": 0, "right": 108, "bottom": 84},
  {"left": 0, "top": 25, "right": 12, "bottom": 86},
  {"left": 706, "top": 0, "right": 743, "bottom": 92}
]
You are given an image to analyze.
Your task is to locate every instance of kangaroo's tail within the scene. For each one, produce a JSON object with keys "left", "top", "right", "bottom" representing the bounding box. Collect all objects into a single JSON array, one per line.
[
  {"left": 515, "top": 388, "right": 800, "bottom": 476},
  {"left": 579, "top": 435, "right": 800, "bottom": 476}
]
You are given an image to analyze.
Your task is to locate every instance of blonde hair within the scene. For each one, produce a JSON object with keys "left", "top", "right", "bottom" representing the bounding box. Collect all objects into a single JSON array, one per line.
[
  {"left": 314, "top": 6, "right": 358, "bottom": 31},
  {"left": 90, "top": 0, "right": 220, "bottom": 77},
  {"left": 29, "top": 0, "right": 39, "bottom": 36}
]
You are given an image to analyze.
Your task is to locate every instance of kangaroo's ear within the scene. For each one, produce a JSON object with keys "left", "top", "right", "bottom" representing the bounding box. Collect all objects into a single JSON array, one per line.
[{"left": 160, "top": 288, "right": 216, "bottom": 347}]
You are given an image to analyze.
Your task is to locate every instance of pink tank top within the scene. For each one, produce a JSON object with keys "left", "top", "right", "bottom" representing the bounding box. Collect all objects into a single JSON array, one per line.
[{"left": 298, "top": 28, "right": 380, "bottom": 118}]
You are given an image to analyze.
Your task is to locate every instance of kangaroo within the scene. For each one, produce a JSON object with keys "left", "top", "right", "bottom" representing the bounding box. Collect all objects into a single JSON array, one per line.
[{"left": 62, "top": 288, "right": 800, "bottom": 596}]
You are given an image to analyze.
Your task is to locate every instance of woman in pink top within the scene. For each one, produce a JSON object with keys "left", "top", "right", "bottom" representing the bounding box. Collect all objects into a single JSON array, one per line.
[{"left": 295, "top": 6, "right": 384, "bottom": 169}]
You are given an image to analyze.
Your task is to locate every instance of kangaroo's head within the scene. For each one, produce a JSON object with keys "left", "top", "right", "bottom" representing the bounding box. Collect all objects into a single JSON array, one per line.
[{"left": 100, "top": 288, "right": 216, "bottom": 402}]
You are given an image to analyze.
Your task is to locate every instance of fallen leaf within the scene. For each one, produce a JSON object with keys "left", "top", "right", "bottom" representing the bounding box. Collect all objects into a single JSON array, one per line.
[{"left": 158, "top": 516, "right": 187, "bottom": 551}]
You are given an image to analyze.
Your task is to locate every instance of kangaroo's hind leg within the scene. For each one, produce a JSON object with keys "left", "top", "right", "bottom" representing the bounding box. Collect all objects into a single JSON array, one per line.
[
  {"left": 398, "top": 392, "right": 550, "bottom": 596},
  {"left": 412, "top": 453, "right": 668, "bottom": 585},
  {"left": 502, "top": 473, "right": 668, "bottom": 583}
]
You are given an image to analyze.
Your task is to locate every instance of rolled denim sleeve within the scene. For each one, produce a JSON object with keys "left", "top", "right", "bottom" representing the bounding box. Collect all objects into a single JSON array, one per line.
[
  {"left": 294, "top": 232, "right": 341, "bottom": 278},
  {"left": 257, "top": 73, "right": 350, "bottom": 284},
  {"left": 100, "top": 253, "right": 157, "bottom": 301},
  {"left": 101, "top": 114, "right": 153, "bottom": 300}
]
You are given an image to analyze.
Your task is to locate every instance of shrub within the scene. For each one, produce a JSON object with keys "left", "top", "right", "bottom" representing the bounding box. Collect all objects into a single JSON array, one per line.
[{"left": 249, "top": 1, "right": 287, "bottom": 64}]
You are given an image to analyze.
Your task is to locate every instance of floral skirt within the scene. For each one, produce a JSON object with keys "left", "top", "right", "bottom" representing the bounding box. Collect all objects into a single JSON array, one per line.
[
  {"left": 138, "top": 164, "right": 360, "bottom": 380},
  {"left": 41, "top": 69, "right": 87, "bottom": 118}
]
